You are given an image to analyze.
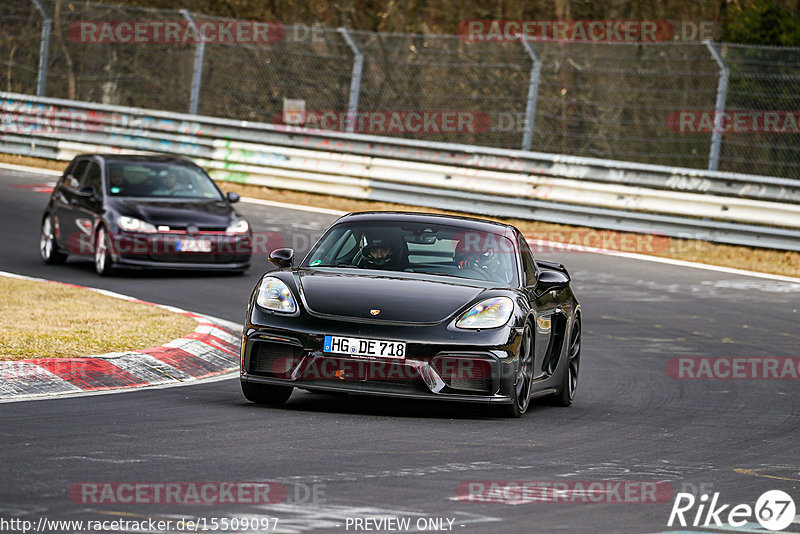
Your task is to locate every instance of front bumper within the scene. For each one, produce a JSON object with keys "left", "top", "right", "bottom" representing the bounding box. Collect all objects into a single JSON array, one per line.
[
  {"left": 240, "top": 310, "right": 522, "bottom": 405},
  {"left": 114, "top": 257, "right": 250, "bottom": 271},
  {"left": 110, "top": 231, "right": 251, "bottom": 269},
  {"left": 242, "top": 374, "right": 514, "bottom": 404}
]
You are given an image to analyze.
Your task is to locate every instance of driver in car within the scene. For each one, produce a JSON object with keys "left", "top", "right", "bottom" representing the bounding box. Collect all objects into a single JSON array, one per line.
[
  {"left": 357, "top": 230, "right": 406, "bottom": 271},
  {"left": 153, "top": 168, "right": 191, "bottom": 196},
  {"left": 108, "top": 169, "right": 126, "bottom": 195}
]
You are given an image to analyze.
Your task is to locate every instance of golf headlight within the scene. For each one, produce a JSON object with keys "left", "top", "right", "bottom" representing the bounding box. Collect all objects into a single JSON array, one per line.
[
  {"left": 256, "top": 277, "right": 297, "bottom": 313},
  {"left": 456, "top": 297, "right": 513, "bottom": 329},
  {"left": 226, "top": 219, "right": 249, "bottom": 235},
  {"left": 118, "top": 216, "right": 157, "bottom": 233}
]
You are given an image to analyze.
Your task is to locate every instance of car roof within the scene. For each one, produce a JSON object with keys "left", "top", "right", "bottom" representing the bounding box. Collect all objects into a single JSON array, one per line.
[
  {"left": 337, "top": 211, "right": 519, "bottom": 236},
  {"left": 78, "top": 154, "right": 198, "bottom": 166}
]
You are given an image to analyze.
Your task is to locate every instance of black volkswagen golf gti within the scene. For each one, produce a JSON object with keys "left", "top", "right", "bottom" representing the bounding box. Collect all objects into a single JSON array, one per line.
[
  {"left": 40, "top": 154, "right": 252, "bottom": 275},
  {"left": 241, "top": 212, "right": 581, "bottom": 417}
]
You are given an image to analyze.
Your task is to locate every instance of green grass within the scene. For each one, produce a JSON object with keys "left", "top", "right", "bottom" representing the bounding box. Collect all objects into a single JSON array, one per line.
[{"left": 0, "top": 277, "right": 198, "bottom": 360}]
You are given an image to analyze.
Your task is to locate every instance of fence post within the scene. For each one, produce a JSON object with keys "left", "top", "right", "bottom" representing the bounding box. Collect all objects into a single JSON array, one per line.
[
  {"left": 30, "top": 0, "right": 51, "bottom": 97},
  {"left": 520, "top": 36, "right": 542, "bottom": 152},
  {"left": 337, "top": 28, "right": 364, "bottom": 133},
  {"left": 181, "top": 10, "right": 205, "bottom": 115},
  {"left": 703, "top": 40, "right": 729, "bottom": 172}
]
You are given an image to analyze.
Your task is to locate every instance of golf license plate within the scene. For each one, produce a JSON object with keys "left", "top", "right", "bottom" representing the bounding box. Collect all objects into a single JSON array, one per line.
[
  {"left": 176, "top": 237, "right": 212, "bottom": 252},
  {"left": 323, "top": 335, "right": 406, "bottom": 360}
]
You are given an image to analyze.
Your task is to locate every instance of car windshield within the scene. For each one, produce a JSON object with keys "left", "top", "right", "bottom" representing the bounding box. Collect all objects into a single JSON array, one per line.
[
  {"left": 304, "top": 221, "right": 518, "bottom": 285},
  {"left": 106, "top": 162, "right": 222, "bottom": 199}
]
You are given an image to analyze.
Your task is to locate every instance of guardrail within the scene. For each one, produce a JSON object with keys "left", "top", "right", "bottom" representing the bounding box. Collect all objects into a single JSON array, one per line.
[{"left": 1, "top": 91, "right": 799, "bottom": 251}]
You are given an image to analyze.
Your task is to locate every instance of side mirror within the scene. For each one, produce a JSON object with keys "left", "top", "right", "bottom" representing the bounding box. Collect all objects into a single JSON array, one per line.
[
  {"left": 226, "top": 191, "right": 240, "bottom": 203},
  {"left": 269, "top": 248, "right": 294, "bottom": 268},
  {"left": 534, "top": 269, "right": 570, "bottom": 296},
  {"left": 77, "top": 186, "right": 96, "bottom": 197}
]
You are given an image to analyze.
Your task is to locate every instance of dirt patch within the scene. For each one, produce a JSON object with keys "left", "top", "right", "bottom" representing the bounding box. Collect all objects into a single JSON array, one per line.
[{"left": 0, "top": 153, "right": 67, "bottom": 172}]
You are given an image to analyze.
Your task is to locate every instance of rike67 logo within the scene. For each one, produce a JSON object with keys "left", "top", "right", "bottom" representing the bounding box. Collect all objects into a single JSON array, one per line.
[{"left": 669, "top": 490, "right": 796, "bottom": 531}]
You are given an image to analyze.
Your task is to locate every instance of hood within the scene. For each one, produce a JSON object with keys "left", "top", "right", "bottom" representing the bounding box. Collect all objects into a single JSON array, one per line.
[
  {"left": 110, "top": 198, "right": 235, "bottom": 229},
  {"left": 297, "top": 269, "right": 485, "bottom": 324}
]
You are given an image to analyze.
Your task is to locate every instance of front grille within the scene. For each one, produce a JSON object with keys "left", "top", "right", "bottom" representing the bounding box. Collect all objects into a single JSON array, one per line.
[
  {"left": 149, "top": 253, "right": 218, "bottom": 263},
  {"left": 250, "top": 341, "right": 303, "bottom": 377},
  {"left": 303, "top": 357, "right": 367, "bottom": 381},
  {"left": 364, "top": 361, "right": 427, "bottom": 391},
  {"left": 301, "top": 357, "right": 429, "bottom": 392},
  {"left": 145, "top": 234, "right": 248, "bottom": 263},
  {"left": 433, "top": 356, "right": 492, "bottom": 393}
]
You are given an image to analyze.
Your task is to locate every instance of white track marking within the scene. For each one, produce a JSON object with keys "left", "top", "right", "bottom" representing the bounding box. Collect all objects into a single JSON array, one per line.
[
  {"left": 0, "top": 162, "right": 62, "bottom": 175},
  {"left": 241, "top": 196, "right": 347, "bottom": 216},
  {"left": 0, "top": 371, "right": 238, "bottom": 404}
]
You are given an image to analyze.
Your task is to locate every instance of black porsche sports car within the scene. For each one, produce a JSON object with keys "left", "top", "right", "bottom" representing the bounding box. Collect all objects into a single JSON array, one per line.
[
  {"left": 40, "top": 154, "right": 251, "bottom": 275},
  {"left": 240, "top": 212, "right": 581, "bottom": 417}
]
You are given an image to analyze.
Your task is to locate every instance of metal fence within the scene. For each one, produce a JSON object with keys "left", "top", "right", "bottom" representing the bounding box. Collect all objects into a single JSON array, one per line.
[{"left": 2, "top": 0, "right": 800, "bottom": 179}]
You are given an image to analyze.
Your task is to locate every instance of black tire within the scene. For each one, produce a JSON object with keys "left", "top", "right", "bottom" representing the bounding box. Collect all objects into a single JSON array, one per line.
[
  {"left": 549, "top": 315, "right": 581, "bottom": 407},
  {"left": 94, "top": 226, "right": 115, "bottom": 276},
  {"left": 241, "top": 382, "right": 293, "bottom": 405},
  {"left": 40, "top": 216, "right": 67, "bottom": 265},
  {"left": 501, "top": 323, "right": 534, "bottom": 418}
]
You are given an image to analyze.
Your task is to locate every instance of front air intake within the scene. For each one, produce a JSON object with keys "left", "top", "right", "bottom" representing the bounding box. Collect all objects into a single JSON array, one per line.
[
  {"left": 249, "top": 341, "right": 302, "bottom": 378},
  {"left": 433, "top": 356, "right": 492, "bottom": 393}
]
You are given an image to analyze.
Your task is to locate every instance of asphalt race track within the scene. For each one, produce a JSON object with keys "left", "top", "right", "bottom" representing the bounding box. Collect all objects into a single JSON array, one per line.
[{"left": 1, "top": 166, "right": 799, "bottom": 534}]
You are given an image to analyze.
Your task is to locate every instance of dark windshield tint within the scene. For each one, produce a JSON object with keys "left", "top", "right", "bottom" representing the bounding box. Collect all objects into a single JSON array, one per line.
[
  {"left": 82, "top": 161, "right": 102, "bottom": 192},
  {"left": 304, "top": 221, "right": 518, "bottom": 285},
  {"left": 106, "top": 162, "right": 222, "bottom": 199}
]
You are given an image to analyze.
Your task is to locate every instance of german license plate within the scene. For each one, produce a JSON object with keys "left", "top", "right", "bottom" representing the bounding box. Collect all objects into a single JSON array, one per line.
[
  {"left": 323, "top": 335, "right": 406, "bottom": 359},
  {"left": 176, "top": 237, "right": 212, "bottom": 252}
]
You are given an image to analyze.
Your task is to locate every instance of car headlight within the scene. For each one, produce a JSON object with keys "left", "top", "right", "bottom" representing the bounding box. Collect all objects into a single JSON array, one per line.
[
  {"left": 455, "top": 297, "right": 513, "bottom": 329},
  {"left": 226, "top": 219, "right": 249, "bottom": 235},
  {"left": 118, "top": 216, "right": 157, "bottom": 233},
  {"left": 256, "top": 276, "right": 297, "bottom": 313}
]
